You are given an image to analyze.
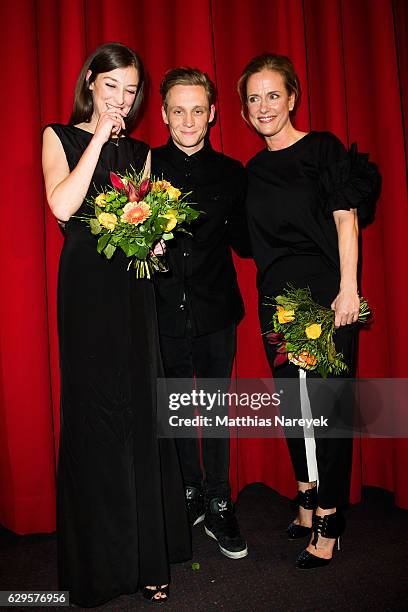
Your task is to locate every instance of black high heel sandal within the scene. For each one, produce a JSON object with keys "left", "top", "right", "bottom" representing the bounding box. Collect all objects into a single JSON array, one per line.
[
  {"left": 142, "top": 585, "right": 169, "bottom": 604},
  {"left": 286, "top": 486, "right": 318, "bottom": 540},
  {"left": 295, "top": 511, "right": 345, "bottom": 569}
]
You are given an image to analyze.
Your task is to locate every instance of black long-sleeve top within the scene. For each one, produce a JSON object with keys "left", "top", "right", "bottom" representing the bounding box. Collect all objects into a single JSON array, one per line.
[
  {"left": 151, "top": 138, "right": 251, "bottom": 337},
  {"left": 246, "top": 131, "right": 380, "bottom": 290}
]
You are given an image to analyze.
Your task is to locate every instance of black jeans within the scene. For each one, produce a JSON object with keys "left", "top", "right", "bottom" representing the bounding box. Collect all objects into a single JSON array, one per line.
[{"left": 159, "top": 324, "right": 236, "bottom": 500}]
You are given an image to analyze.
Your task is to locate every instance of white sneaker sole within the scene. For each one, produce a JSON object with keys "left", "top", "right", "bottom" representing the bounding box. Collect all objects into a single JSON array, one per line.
[
  {"left": 204, "top": 526, "right": 248, "bottom": 559},
  {"left": 193, "top": 513, "right": 205, "bottom": 526}
]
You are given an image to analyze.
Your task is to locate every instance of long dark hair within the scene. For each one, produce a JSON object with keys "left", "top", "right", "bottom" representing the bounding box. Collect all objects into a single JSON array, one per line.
[{"left": 69, "top": 42, "right": 145, "bottom": 133}]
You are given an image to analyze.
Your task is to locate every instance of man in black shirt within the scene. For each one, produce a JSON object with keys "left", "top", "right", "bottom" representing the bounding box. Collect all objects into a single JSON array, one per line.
[{"left": 152, "top": 68, "right": 250, "bottom": 559}]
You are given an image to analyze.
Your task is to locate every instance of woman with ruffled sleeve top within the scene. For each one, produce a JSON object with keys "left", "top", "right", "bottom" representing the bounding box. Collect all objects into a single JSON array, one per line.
[{"left": 238, "top": 54, "right": 380, "bottom": 570}]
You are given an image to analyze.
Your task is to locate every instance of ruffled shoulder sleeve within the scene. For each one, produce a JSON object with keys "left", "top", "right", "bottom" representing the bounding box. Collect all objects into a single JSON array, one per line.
[{"left": 318, "top": 132, "right": 381, "bottom": 226}]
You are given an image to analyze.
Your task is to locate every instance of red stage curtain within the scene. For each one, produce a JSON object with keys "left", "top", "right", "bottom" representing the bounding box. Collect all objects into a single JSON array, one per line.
[{"left": 0, "top": 0, "right": 407, "bottom": 534}]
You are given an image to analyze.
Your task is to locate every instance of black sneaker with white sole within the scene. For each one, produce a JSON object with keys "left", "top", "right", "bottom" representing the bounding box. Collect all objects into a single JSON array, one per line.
[
  {"left": 185, "top": 486, "right": 205, "bottom": 526},
  {"left": 204, "top": 497, "right": 248, "bottom": 559}
]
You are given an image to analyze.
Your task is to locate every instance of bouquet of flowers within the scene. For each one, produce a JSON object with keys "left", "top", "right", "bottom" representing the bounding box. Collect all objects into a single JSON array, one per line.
[
  {"left": 265, "top": 285, "right": 371, "bottom": 377},
  {"left": 81, "top": 168, "right": 200, "bottom": 278}
]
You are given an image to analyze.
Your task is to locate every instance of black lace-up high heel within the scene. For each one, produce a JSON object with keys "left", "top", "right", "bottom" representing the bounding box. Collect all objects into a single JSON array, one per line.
[
  {"left": 286, "top": 486, "right": 318, "bottom": 540},
  {"left": 295, "top": 511, "right": 345, "bottom": 569}
]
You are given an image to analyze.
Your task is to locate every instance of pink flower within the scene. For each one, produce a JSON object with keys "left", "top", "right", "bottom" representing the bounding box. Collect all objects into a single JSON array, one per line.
[
  {"left": 266, "top": 331, "right": 288, "bottom": 368},
  {"left": 127, "top": 182, "right": 138, "bottom": 202},
  {"left": 137, "top": 178, "right": 151, "bottom": 200},
  {"left": 274, "top": 351, "right": 288, "bottom": 368},
  {"left": 121, "top": 202, "right": 152, "bottom": 225},
  {"left": 266, "top": 331, "right": 284, "bottom": 345},
  {"left": 110, "top": 171, "right": 127, "bottom": 191},
  {"left": 110, "top": 173, "right": 152, "bottom": 203}
]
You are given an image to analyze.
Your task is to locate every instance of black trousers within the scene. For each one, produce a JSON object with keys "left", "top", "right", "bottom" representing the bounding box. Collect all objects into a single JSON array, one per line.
[
  {"left": 258, "top": 255, "right": 355, "bottom": 510},
  {"left": 159, "top": 324, "right": 236, "bottom": 500}
]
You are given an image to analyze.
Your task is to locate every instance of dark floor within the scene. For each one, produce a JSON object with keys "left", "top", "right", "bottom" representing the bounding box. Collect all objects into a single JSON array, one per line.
[{"left": 0, "top": 484, "right": 407, "bottom": 611}]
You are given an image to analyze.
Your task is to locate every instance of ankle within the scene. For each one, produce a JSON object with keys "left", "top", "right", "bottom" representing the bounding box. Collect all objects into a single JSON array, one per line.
[
  {"left": 297, "top": 481, "right": 317, "bottom": 493},
  {"left": 295, "top": 486, "right": 318, "bottom": 512},
  {"left": 311, "top": 509, "right": 345, "bottom": 546},
  {"left": 296, "top": 506, "right": 313, "bottom": 526},
  {"left": 315, "top": 506, "right": 336, "bottom": 517}
]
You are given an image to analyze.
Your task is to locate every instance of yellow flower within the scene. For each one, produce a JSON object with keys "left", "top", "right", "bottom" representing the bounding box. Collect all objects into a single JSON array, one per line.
[
  {"left": 166, "top": 185, "right": 181, "bottom": 200},
  {"left": 160, "top": 209, "right": 178, "bottom": 232},
  {"left": 95, "top": 193, "right": 107, "bottom": 207},
  {"left": 98, "top": 212, "right": 117, "bottom": 231},
  {"left": 305, "top": 323, "right": 322, "bottom": 339},
  {"left": 151, "top": 180, "right": 171, "bottom": 193},
  {"left": 277, "top": 305, "right": 295, "bottom": 324}
]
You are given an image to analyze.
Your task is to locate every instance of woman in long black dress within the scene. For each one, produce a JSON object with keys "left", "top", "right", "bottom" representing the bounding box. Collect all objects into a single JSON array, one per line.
[
  {"left": 42, "top": 42, "right": 191, "bottom": 606},
  {"left": 238, "top": 54, "right": 379, "bottom": 569}
]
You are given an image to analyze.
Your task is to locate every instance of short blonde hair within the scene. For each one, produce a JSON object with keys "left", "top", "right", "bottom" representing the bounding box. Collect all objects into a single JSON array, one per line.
[{"left": 160, "top": 67, "right": 216, "bottom": 110}]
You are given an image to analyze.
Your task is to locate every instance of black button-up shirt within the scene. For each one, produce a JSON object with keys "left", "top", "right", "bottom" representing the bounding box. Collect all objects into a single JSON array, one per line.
[{"left": 151, "top": 138, "right": 251, "bottom": 337}]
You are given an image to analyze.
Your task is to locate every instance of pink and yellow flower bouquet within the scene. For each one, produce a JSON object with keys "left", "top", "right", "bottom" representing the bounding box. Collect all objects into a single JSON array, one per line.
[{"left": 81, "top": 168, "right": 200, "bottom": 278}]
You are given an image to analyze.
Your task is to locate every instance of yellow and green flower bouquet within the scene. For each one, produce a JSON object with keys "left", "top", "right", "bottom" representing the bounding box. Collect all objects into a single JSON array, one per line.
[
  {"left": 81, "top": 168, "right": 200, "bottom": 278},
  {"left": 265, "top": 286, "right": 371, "bottom": 377}
]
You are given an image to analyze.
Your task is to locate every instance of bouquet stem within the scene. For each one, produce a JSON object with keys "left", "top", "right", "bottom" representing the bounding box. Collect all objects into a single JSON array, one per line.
[{"left": 133, "top": 256, "right": 169, "bottom": 279}]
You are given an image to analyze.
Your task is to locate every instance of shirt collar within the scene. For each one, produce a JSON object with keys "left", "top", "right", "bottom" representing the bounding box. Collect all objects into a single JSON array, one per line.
[{"left": 166, "top": 137, "right": 213, "bottom": 163}]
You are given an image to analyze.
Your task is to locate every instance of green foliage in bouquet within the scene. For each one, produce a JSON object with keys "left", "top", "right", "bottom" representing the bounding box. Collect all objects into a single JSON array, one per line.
[
  {"left": 265, "top": 285, "right": 371, "bottom": 377},
  {"left": 79, "top": 168, "right": 200, "bottom": 278}
]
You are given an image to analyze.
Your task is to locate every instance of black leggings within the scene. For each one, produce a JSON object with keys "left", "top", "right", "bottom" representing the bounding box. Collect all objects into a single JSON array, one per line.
[{"left": 259, "top": 256, "right": 356, "bottom": 508}]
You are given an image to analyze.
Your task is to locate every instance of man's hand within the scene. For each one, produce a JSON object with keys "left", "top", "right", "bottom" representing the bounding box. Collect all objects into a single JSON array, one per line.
[{"left": 151, "top": 239, "right": 166, "bottom": 257}]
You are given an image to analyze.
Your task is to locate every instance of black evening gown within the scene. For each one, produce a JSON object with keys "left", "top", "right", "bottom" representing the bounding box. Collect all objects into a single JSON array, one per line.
[
  {"left": 49, "top": 124, "right": 191, "bottom": 608},
  {"left": 246, "top": 131, "right": 379, "bottom": 508}
]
